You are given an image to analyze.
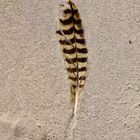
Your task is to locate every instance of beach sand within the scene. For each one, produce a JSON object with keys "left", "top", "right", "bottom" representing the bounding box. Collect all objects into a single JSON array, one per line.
[{"left": 0, "top": 0, "right": 140, "bottom": 139}]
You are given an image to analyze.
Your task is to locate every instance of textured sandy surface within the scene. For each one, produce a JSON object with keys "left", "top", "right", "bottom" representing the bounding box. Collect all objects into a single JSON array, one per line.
[{"left": 0, "top": 0, "right": 140, "bottom": 140}]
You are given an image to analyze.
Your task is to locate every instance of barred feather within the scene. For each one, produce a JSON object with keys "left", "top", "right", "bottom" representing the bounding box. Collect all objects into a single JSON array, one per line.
[{"left": 56, "top": 0, "right": 88, "bottom": 104}]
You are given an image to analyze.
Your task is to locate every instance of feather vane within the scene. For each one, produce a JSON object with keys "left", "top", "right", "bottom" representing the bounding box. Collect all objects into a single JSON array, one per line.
[{"left": 56, "top": 0, "right": 88, "bottom": 104}]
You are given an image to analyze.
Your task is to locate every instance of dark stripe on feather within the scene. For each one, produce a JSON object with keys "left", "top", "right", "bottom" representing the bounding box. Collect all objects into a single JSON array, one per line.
[
  {"left": 64, "top": 9, "right": 72, "bottom": 14},
  {"left": 63, "top": 9, "right": 78, "bottom": 16},
  {"left": 76, "top": 38, "right": 85, "bottom": 44},
  {"left": 79, "top": 85, "right": 84, "bottom": 88},
  {"left": 60, "top": 16, "right": 81, "bottom": 25},
  {"left": 69, "top": 76, "right": 86, "bottom": 81},
  {"left": 66, "top": 57, "right": 87, "bottom": 63},
  {"left": 73, "top": 18, "right": 81, "bottom": 24},
  {"left": 59, "top": 38, "right": 85, "bottom": 45},
  {"left": 63, "top": 48, "right": 87, "bottom": 54},
  {"left": 60, "top": 16, "right": 73, "bottom": 25},
  {"left": 63, "top": 48, "right": 76, "bottom": 54},
  {"left": 67, "top": 67, "right": 87, "bottom": 73},
  {"left": 73, "top": 9, "right": 78, "bottom": 15},
  {"left": 72, "top": 85, "right": 76, "bottom": 89},
  {"left": 56, "top": 30, "right": 62, "bottom": 35},
  {"left": 75, "top": 28, "right": 84, "bottom": 34},
  {"left": 77, "top": 48, "right": 87, "bottom": 53}
]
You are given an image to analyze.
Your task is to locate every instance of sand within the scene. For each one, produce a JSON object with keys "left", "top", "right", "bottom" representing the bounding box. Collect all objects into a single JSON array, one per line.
[{"left": 0, "top": 0, "right": 140, "bottom": 140}]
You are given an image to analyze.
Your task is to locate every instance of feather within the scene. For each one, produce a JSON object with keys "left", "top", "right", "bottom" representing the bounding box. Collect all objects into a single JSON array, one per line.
[{"left": 56, "top": 0, "right": 88, "bottom": 137}]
